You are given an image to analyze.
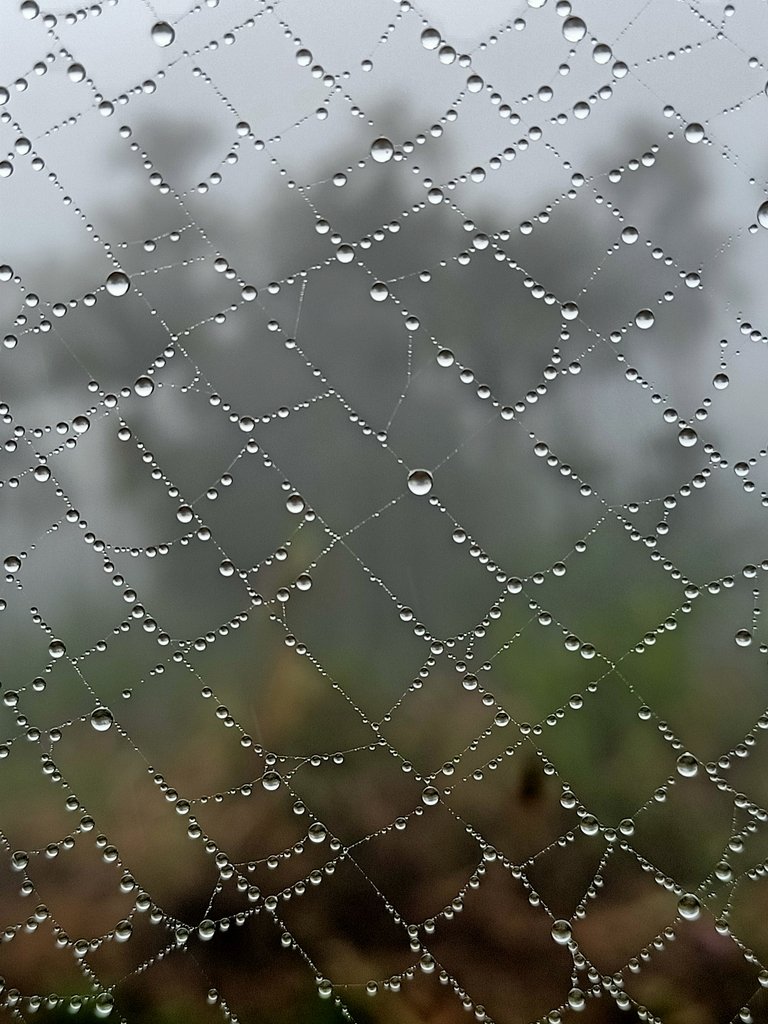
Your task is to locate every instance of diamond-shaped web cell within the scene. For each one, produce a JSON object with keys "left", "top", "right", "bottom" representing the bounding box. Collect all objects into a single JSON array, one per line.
[{"left": 4, "top": 1, "right": 768, "bottom": 1022}]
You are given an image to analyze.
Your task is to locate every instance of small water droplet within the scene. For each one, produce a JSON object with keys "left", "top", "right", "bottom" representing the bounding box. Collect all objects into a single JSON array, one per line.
[
  {"left": 3, "top": 555, "right": 21, "bottom": 573},
  {"left": 735, "top": 629, "right": 753, "bottom": 647},
  {"left": 286, "top": 493, "right": 305, "bottom": 514},
  {"left": 91, "top": 707, "right": 113, "bottom": 731},
  {"left": 713, "top": 372, "right": 729, "bottom": 390},
  {"left": 562, "top": 16, "right": 586, "bottom": 42},
  {"left": 151, "top": 21, "right": 175, "bottom": 46},
  {"left": 677, "top": 893, "right": 701, "bottom": 920},
  {"left": 105, "top": 271, "right": 130, "bottom": 297},
  {"left": 370, "top": 137, "right": 394, "bottom": 163},
  {"left": 407, "top": 469, "right": 433, "bottom": 495}
]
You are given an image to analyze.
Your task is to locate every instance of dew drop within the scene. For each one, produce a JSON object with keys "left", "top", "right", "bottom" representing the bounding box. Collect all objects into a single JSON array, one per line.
[
  {"left": 677, "top": 893, "right": 701, "bottom": 920},
  {"left": 407, "top": 469, "right": 433, "bottom": 496},
  {"left": 621, "top": 226, "right": 638, "bottom": 244},
  {"left": 678, "top": 427, "right": 698, "bottom": 448},
  {"left": 308, "top": 822, "right": 327, "bottom": 843},
  {"left": 713, "top": 372, "right": 729, "bottom": 390},
  {"left": 91, "top": 707, "right": 114, "bottom": 732},
  {"left": 177, "top": 504, "right": 194, "bottom": 524},
  {"left": 370, "top": 137, "right": 394, "bottom": 163},
  {"left": 114, "top": 919, "right": 132, "bottom": 941},
  {"left": 758, "top": 201, "right": 768, "bottom": 228},
  {"left": 635, "top": 309, "right": 655, "bottom": 329},
  {"left": 676, "top": 752, "right": 698, "bottom": 777},
  {"left": 551, "top": 919, "right": 572, "bottom": 944},
  {"left": 286, "top": 493, "right": 305, "bottom": 514},
  {"left": 370, "top": 281, "right": 389, "bottom": 302},
  {"left": 48, "top": 640, "right": 66, "bottom": 659},
  {"left": 134, "top": 376, "right": 154, "bottom": 397},
  {"left": 562, "top": 16, "right": 586, "bottom": 42},
  {"left": 151, "top": 21, "right": 175, "bottom": 46},
  {"left": 262, "top": 771, "right": 281, "bottom": 791},
  {"left": 735, "top": 629, "right": 753, "bottom": 647},
  {"left": 67, "top": 64, "right": 86, "bottom": 83},
  {"left": 684, "top": 122, "right": 705, "bottom": 144},
  {"left": 421, "top": 786, "right": 440, "bottom": 806},
  {"left": 568, "top": 988, "right": 586, "bottom": 1011},
  {"left": 592, "top": 43, "right": 612, "bottom": 64},
  {"left": 3, "top": 555, "right": 21, "bottom": 573},
  {"left": 105, "top": 271, "right": 130, "bottom": 297},
  {"left": 421, "top": 27, "right": 441, "bottom": 50}
]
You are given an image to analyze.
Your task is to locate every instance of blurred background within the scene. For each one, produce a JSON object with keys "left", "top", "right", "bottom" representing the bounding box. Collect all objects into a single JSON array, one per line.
[{"left": 3, "top": 0, "right": 768, "bottom": 1021}]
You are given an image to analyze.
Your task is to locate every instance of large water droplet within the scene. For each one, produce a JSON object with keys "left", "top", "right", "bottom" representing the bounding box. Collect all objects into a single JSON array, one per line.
[
  {"left": 134, "top": 376, "right": 154, "bottom": 397},
  {"left": 421, "top": 786, "right": 440, "bottom": 806},
  {"left": 3, "top": 555, "right": 21, "bottom": 573},
  {"left": 421, "top": 27, "right": 441, "bottom": 50},
  {"left": 105, "top": 271, "right": 130, "bottom": 297},
  {"left": 678, "top": 427, "right": 698, "bottom": 448},
  {"left": 151, "top": 21, "right": 175, "bottom": 46},
  {"left": 551, "top": 919, "right": 572, "bottom": 944},
  {"left": 370, "top": 281, "right": 389, "bottom": 302},
  {"left": 713, "top": 372, "right": 729, "bottom": 390},
  {"left": 562, "top": 16, "right": 586, "bottom": 42},
  {"left": 684, "top": 122, "right": 704, "bottom": 144},
  {"left": 635, "top": 309, "right": 655, "bottom": 329},
  {"left": 677, "top": 893, "right": 701, "bottom": 920},
  {"left": 370, "top": 137, "right": 394, "bottom": 163},
  {"left": 676, "top": 752, "right": 698, "bottom": 777},
  {"left": 735, "top": 628, "right": 753, "bottom": 647},
  {"left": 407, "top": 469, "right": 433, "bottom": 496},
  {"left": 758, "top": 201, "right": 768, "bottom": 228},
  {"left": 91, "top": 707, "right": 114, "bottom": 732}
]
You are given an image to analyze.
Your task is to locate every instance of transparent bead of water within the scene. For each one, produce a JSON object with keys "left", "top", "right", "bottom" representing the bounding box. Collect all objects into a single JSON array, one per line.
[
  {"left": 551, "top": 919, "right": 572, "bottom": 944},
  {"left": 676, "top": 752, "right": 698, "bottom": 777},
  {"left": 370, "top": 137, "right": 394, "bottom": 163},
  {"left": 370, "top": 281, "right": 389, "bottom": 302},
  {"left": 421, "top": 27, "right": 441, "bottom": 50},
  {"left": 407, "top": 469, "right": 433, "bottom": 495},
  {"left": 151, "top": 21, "right": 175, "bottom": 46},
  {"left": 562, "top": 16, "right": 586, "bottom": 42},
  {"left": 91, "top": 707, "right": 114, "bottom": 732},
  {"left": 758, "top": 200, "right": 768, "bottom": 228},
  {"left": 684, "top": 122, "right": 704, "bottom": 144},
  {"left": 105, "top": 271, "right": 130, "bottom": 297},
  {"left": 678, "top": 427, "right": 698, "bottom": 447},
  {"left": 635, "top": 309, "right": 655, "bottom": 329},
  {"left": 677, "top": 893, "right": 701, "bottom": 920},
  {"left": 134, "top": 376, "right": 154, "bottom": 397},
  {"left": 735, "top": 629, "right": 752, "bottom": 647}
]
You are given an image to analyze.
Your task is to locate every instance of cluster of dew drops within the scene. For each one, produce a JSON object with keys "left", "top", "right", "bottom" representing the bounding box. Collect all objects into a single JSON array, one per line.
[{"left": 4, "top": 2, "right": 768, "bottom": 1023}]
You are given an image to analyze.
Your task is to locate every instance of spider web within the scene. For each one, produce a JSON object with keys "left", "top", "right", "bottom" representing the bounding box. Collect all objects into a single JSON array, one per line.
[{"left": 2, "top": 0, "right": 768, "bottom": 1021}]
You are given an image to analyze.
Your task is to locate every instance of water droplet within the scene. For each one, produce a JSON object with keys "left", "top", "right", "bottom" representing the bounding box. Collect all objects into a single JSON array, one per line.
[
  {"left": 198, "top": 919, "right": 216, "bottom": 940},
  {"left": 735, "top": 629, "right": 753, "bottom": 647},
  {"left": 562, "top": 302, "right": 579, "bottom": 321},
  {"left": 177, "top": 504, "right": 194, "bottom": 523},
  {"left": 567, "top": 988, "right": 586, "bottom": 1011},
  {"left": 678, "top": 427, "right": 698, "bottom": 448},
  {"left": 421, "top": 786, "right": 440, "bottom": 806},
  {"left": 3, "top": 555, "right": 21, "bottom": 573},
  {"left": 20, "top": 1, "right": 39, "bottom": 19},
  {"left": 684, "top": 122, "right": 705, "bottom": 144},
  {"left": 592, "top": 43, "right": 612, "bottom": 64},
  {"left": 296, "top": 573, "right": 312, "bottom": 591},
  {"left": 114, "top": 919, "right": 132, "bottom": 941},
  {"left": 676, "top": 752, "right": 698, "bottom": 777},
  {"left": 308, "top": 822, "right": 327, "bottom": 843},
  {"left": 91, "top": 707, "right": 113, "bottom": 731},
  {"left": 677, "top": 893, "right": 701, "bottom": 920},
  {"left": 713, "top": 373, "right": 729, "bottom": 390},
  {"left": 67, "top": 64, "right": 86, "bottom": 83},
  {"left": 635, "top": 309, "right": 655, "bottom": 329},
  {"left": 758, "top": 201, "right": 768, "bottom": 228},
  {"left": 286, "top": 493, "right": 305, "bottom": 514},
  {"left": 151, "top": 21, "right": 175, "bottom": 46},
  {"left": 407, "top": 469, "right": 433, "bottom": 496},
  {"left": 370, "top": 281, "right": 389, "bottom": 302},
  {"left": 219, "top": 560, "right": 236, "bottom": 577},
  {"left": 421, "top": 27, "right": 441, "bottom": 50},
  {"left": 262, "top": 771, "right": 281, "bottom": 791},
  {"left": 94, "top": 993, "right": 114, "bottom": 1019},
  {"left": 49, "top": 639, "right": 66, "bottom": 659},
  {"left": 33, "top": 465, "right": 51, "bottom": 482},
  {"left": 241, "top": 285, "right": 257, "bottom": 301},
  {"left": 370, "top": 137, "right": 394, "bottom": 163},
  {"left": 562, "top": 16, "right": 586, "bottom": 42},
  {"left": 134, "top": 376, "right": 154, "bottom": 397},
  {"left": 105, "top": 271, "right": 130, "bottom": 297},
  {"left": 551, "top": 919, "right": 572, "bottom": 944}
]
